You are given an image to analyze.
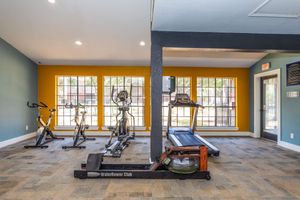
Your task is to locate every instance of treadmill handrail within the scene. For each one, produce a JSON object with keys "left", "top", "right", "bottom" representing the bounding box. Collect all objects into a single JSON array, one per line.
[
  {"left": 167, "top": 93, "right": 204, "bottom": 137},
  {"left": 168, "top": 93, "right": 204, "bottom": 109}
]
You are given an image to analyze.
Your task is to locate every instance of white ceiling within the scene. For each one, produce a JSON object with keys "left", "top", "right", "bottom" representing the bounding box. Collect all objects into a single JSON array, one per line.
[
  {"left": 0, "top": 0, "right": 151, "bottom": 66},
  {"left": 0, "top": 0, "right": 298, "bottom": 67},
  {"left": 153, "top": 0, "right": 300, "bottom": 34}
]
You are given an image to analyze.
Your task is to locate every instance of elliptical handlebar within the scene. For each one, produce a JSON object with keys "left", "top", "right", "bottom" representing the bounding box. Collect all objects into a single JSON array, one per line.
[
  {"left": 128, "top": 84, "right": 133, "bottom": 106},
  {"left": 65, "top": 102, "right": 76, "bottom": 109},
  {"left": 111, "top": 86, "right": 118, "bottom": 106},
  {"left": 110, "top": 84, "right": 133, "bottom": 107},
  {"left": 78, "top": 103, "right": 85, "bottom": 109}
]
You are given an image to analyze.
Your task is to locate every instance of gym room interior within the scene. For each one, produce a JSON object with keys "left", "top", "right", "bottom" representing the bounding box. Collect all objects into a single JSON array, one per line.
[{"left": 0, "top": 0, "right": 300, "bottom": 199}]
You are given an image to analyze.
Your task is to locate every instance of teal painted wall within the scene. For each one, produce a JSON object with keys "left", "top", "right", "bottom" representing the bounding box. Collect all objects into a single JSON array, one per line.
[
  {"left": 0, "top": 38, "right": 38, "bottom": 142},
  {"left": 250, "top": 53, "right": 300, "bottom": 146}
]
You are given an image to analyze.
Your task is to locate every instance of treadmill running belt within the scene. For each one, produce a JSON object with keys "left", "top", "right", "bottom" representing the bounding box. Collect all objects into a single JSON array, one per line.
[
  {"left": 174, "top": 134, "right": 203, "bottom": 146},
  {"left": 171, "top": 132, "right": 220, "bottom": 156}
]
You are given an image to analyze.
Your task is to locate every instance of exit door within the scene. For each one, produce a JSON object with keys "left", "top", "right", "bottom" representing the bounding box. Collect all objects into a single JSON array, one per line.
[{"left": 261, "top": 76, "right": 278, "bottom": 141}]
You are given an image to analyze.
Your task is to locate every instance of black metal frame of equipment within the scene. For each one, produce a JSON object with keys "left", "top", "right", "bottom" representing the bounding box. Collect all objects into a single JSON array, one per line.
[
  {"left": 102, "top": 84, "right": 135, "bottom": 157},
  {"left": 74, "top": 145, "right": 211, "bottom": 180},
  {"left": 74, "top": 164, "right": 209, "bottom": 179},
  {"left": 166, "top": 93, "right": 220, "bottom": 156},
  {"left": 24, "top": 102, "right": 64, "bottom": 149},
  {"left": 62, "top": 103, "right": 95, "bottom": 149}
]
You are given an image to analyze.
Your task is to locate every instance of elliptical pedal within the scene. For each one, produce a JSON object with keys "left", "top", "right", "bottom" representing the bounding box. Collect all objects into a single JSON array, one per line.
[{"left": 86, "top": 153, "right": 103, "bottom": 171}]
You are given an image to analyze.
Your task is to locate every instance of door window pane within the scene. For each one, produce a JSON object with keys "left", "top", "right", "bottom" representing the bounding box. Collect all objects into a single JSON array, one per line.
[{"left": 264, "top": 77, "right": 277, "bottom": 130}]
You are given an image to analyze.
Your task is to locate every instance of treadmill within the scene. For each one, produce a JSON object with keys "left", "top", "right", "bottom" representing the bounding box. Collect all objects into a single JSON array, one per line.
[{"left": 166, "top": 93, "right": 220, "bottom": 157}]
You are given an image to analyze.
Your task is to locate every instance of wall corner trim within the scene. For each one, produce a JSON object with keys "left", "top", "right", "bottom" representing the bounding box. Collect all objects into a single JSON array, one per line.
[
  {"left": 278, "top": 141, "right": 300, "bottom": 153},
  {"left": 0, "top": 132, "right": 36, "bottom": 149}
]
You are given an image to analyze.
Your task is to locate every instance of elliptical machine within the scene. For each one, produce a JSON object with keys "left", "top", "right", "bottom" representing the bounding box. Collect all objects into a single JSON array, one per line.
[
  {"left": 24, "top": 102, "right": 64, "bottom": 149},
  {"left": 62, "top": 103, "right": 95, "bottom": 149},
  {"left": 103, "top": 85, "right": 135, "bottom": 157}
]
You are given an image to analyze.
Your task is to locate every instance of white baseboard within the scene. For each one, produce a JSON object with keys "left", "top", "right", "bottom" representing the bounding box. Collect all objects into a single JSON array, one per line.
[
  {"left": 196, "top": 127, "right": 239, "bottom": 131},
  {"left": 55, "top": 126, "right": 99, "bottom": 131},
  {"left": 0, "top": 132, "right": 36, "bottom": 149},
  {"left": 53, "top": 131, "right": 150, "bottom": 137},
  {"left": 196, "top": 131, "right": 253, "bottom": 137},
  {"left": 278, "top": 141, "right": 300, "bottom": 153},
  {"left": 54, "top": 131, "right": 253, "bottom": 137},
  {"left": 101, "top": 126, "right": 146, "bottom": 131}
]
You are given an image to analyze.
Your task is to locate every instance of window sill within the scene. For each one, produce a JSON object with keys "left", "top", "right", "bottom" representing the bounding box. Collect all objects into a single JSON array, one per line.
[
  {"left": 101, "top": 126, "right": 146, "bottom": 131},
  {"left": 149, "top": 126, "right": 194, "bottom": 131},
  {"left": 196, "top": 127, "right": 239, "bottom": 131},
  {"left": 55, "top": 126, "right": 99, "bottom": 131}
]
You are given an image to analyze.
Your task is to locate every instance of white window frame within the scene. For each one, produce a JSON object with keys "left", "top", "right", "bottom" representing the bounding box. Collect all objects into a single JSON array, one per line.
[
  {"left": 103, "top": 76, "right": 145, "bottom": 129},
  {"left": 196, "top": 77, "right": 237, "bottom": 129},
  {"left": 55, "top": 76, "right": 98, "bottom": 130}
]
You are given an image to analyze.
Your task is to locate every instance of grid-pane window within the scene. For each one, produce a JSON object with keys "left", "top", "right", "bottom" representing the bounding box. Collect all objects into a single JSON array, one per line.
[
  {"left": 104, "top": 76, "right": 144, "bottom": 127},
  {"left": 197, "top": 77, "right": 236, "bottom": 127},
  {"left": 56, "top": 76, "right": 98, "bottom": 126},
  {"left": 162, "top": 77, "right": 191, "bottom": 127}
]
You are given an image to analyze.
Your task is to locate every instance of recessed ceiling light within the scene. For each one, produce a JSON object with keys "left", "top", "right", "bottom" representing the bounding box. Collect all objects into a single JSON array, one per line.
[
  {"left": 75, "top": 40, "right": 82, "bottom": 46},
  {"left": 48, "top": 0, "right": 56, "bottom": 4},
  {"left": 139, "top": 41, "right": 146, "bottom": 46}
]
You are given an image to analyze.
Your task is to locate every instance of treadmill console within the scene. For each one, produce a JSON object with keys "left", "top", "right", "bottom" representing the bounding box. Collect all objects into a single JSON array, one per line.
[
  {"left": 170, "top": 93, "right": 201, "bottom": 107},
  {"left": 174, "top": 93, "right": 191, "bottom": 104}
]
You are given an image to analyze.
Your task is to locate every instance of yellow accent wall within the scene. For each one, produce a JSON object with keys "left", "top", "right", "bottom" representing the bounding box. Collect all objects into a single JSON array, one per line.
[{"left": 38, "top": 65, "right": 249, "bottom": 132}]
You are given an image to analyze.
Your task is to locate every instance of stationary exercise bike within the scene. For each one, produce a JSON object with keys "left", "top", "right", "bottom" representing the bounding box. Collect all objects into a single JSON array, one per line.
[
  {"left": 103, "top": 85, "right": 135, "bottom": 157},
  {"left": 62, "top": 103, "right": 95, "bottom": 149},
  {"left": 24, "top": 102, "right": 64, "bottom": 149}
]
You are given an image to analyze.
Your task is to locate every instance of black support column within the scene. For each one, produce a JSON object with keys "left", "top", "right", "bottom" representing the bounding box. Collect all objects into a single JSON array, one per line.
[{"left": 150, "top": 42, "right": 163, "bottom": 162}]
